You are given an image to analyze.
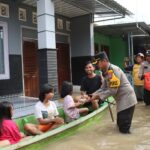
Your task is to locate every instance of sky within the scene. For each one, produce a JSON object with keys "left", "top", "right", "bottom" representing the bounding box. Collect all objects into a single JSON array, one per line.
[{"left": 95, "top": 0, "right": 150, "bottom": 25}]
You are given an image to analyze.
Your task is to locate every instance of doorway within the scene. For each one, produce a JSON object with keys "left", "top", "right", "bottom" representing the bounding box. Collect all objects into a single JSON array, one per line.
[
  {"left": 23, "top": 40, "right": 39, "bottom": 97},
  {"left": 56, "top": 43, "right": 71, "bottom": 92},
  {"left": 101, "top": 44, "right": 110, "bottom": 59}
]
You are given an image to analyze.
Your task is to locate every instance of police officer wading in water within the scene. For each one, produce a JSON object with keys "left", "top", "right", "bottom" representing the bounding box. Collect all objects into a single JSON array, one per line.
[{"left": 91, "top": 52, "right": 137, "bottom": 134}]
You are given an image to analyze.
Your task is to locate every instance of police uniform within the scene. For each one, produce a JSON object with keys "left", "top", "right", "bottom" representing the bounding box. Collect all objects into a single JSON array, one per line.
[
  {"left": 139, "top": 59, "right": 150, "bottom": 105},
  {"left": 94, "top": 52, "right": 137, "bottom": 133}
]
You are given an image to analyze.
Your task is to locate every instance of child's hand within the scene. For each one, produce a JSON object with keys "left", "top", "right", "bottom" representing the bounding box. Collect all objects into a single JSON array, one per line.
[
  {"left": 53, "top": 117, "right": 64, "bottom": 124},
  {"left": 79, "top": 98, "right": 86, "bottom": 105},
  {"left": 77, "top": 101, "right": 83, "bottom": 106},
  {"left": 87, "top": 94, "right": 93, "bottom": 102},
  {"left": 91, "top": 94, "right": 100, "bottom": 101},
  {"left": 81, "top": 94, "right": 88, "bottom": 100}
]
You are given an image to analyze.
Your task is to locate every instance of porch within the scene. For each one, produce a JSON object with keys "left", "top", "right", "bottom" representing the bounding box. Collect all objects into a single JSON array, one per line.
[
  {"left": 0, "top": 86, "right": 80, "bottom": 119},
  {"left": 0, "top": 96, "right": 63, "bottom": 119}
]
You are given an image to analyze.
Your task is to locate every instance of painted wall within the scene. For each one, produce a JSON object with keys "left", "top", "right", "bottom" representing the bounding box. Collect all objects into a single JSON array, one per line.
[
  {"left": 94, "top": 32, "right": 110, "bottom": 46},
  {"left": 71, "top": 15, "right": 94, "bottom": 85},
  {"left": 0, "top": 0, "right": 37, "bottom": 55},
  {"left": 0, "top": 0, "right": 72, "bottom": 96},
  {"left": 71, "top": 15, "right": 93, "bottom": 57},
  {"left": 55, "top": 14, "right": 71, "bottom": 35},
  {"left": 109, "top": 37, "right": 128, "bottom": 69},
  {"left": 22, "top": 28, "right": 37, "bottom": 40},
  {"left": 94, "top": 32, "right": 128, "bottom": 69},
  {"left": 0, "top": 0, "right": 37, "bottom": 96},
  {"left": 55, "top": 15, "right": 70, "bottom": 44},
  {"left": 0, "top": 0, "right": 94, "bottom": 93},
  {"left": 0, "top": 1, "right": 71, "bottom": 58}
]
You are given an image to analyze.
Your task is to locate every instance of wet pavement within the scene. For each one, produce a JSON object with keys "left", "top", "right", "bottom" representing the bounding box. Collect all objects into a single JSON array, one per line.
[{"left": 44, "top": 102, "right": 150, "bottom": 150}]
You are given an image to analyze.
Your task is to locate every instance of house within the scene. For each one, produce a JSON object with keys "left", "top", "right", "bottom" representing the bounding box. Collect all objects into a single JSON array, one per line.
[
  {"left": 94, "top": 22, "right": 150, "bottom": 69},
  {"left": 0, "top": 0, "right": 131, "bottom": 100}
]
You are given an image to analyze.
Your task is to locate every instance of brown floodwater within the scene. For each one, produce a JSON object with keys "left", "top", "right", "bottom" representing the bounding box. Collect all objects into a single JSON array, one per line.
[{"left": 44, "top": 102, "right": 150, "bottom": 150}]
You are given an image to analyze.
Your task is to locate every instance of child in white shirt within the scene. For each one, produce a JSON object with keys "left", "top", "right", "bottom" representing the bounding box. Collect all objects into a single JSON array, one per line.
[{"left": 24, "top": 83, "right": 64, "bottom": 134}]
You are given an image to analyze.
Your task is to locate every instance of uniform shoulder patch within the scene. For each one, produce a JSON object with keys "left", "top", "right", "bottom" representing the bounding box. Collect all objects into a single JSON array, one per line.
[{"left": 108, "top": 70, "right": 120, "bottom": 88}]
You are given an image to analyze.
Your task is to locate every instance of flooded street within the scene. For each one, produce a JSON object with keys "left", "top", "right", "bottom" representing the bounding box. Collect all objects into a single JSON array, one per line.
[{"left": 44, "top": 102, "right": 150, "bottom": 150}]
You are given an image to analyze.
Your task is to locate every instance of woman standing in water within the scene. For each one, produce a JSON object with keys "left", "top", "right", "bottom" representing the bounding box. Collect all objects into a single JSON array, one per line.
[{"left": 124, "top": 53, "right": 144, "bottom": 101}]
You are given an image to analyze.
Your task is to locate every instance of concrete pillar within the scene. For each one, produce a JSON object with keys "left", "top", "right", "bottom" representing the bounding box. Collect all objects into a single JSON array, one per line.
[
  {"left": 37, "top": 0, "right": 56, "bottom": 49},
  {"left": 37, "top": 0, "right": 59, "bottom": 99}
]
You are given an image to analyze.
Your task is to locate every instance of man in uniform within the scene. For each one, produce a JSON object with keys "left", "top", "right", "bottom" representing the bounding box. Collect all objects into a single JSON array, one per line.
[
  {"left": 91, "top": 52, "right": 137, "bottom": 134},
  {"left": 139, "top": 50, "right": 150, "bottom": 105}
]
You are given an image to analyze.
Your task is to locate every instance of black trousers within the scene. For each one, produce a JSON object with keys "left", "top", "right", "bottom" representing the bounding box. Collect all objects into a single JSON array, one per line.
[
  {"left": 144, "top": 89, "right": 150, "bottom": 105},
  {"left": 117, "top": 105, "right": 135, "bottom": 133}
]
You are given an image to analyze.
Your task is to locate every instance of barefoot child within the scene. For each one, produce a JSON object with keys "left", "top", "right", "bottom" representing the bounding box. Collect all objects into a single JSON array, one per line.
[
  {"left": 61, "top": 81, "right": 89, "bottom": 123},
  {"left": 25, "top": 83, "right": 64, "bottom": 134}
]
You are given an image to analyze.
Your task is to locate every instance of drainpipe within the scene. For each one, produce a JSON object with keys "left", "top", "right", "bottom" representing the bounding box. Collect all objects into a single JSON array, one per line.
[
  {"left": 127, "top": 33, "right": 131, "bottom": 64},
  {"left": 130, "top": 32, "right": 134, "bottom": 65},
  {"left": 131, "top": 34, "right": 149, "bottom": 37}
]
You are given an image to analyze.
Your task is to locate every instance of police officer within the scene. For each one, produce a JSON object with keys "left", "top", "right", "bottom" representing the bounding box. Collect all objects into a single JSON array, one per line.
[
  {"left": 91, "top": 52, "right": 137, "bottom": 134},
  {"left": 139, "top": 50, "right": 150, "bottom": 105}
]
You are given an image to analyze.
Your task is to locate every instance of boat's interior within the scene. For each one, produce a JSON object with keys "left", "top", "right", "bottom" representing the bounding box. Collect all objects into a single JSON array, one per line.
[
  {"left": 14, "top": 108, "right": 66, "bottom": 135},
  {"left": 14, "top": 102, "right": 105, "bottom": 135},
  {"left": 3, "top": 98, "right": 114, "bottom": 149}
]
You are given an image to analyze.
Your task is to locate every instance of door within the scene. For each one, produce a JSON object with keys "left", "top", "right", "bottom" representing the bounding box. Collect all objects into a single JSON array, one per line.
[
  {"left": 57, "top": 43, "right": 71, "bottom": 92},
  {"left": 23, "top": 41, "right": 39, "bottom": 97}
]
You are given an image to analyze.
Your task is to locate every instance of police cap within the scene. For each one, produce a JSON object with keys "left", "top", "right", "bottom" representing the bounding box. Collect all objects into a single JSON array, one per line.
[{"left": 95, "top": 51, "right": 109, "bottom": 61}]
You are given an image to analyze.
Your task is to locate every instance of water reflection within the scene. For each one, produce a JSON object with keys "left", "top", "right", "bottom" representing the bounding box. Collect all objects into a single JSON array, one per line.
[{"left": 44, "top": 102, "right": 150, "bottom": 150}]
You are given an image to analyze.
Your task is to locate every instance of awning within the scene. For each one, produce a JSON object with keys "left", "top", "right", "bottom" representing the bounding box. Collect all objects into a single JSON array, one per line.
[
  {"left": 20, "top": 0, "right": 132, "bottom": 21},
  {"left": 94, "top": 22, "right": 150, "bottom": 36}
]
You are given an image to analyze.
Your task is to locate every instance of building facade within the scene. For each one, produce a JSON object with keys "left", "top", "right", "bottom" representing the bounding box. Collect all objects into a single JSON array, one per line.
[{"left": 0, "top": 0, "right": 130, "bottom": 99}]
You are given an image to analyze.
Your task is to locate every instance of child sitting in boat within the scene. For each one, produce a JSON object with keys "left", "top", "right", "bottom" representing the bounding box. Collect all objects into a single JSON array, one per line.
[
  {"left": 61, "top": 81, "right": 89, "bottom": 123},
  {"left": 25, "top": 83, "right": 64, "bottom": 134},
  {"left": 0, "top": 101, "right": 31, "bottom": 147}
]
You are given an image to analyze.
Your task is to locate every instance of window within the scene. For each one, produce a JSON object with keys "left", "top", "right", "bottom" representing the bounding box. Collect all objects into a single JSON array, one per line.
[
  {"left": 32, "top": 12, "right": 37, "bottom": 24},
  {"left": 18, "top": 8, "right": 26, "bottom": 22},
  {"left": 0, "top": 22, "right": 9, "bottom": 79},
  {"left": 0, "top": 3, "right": 9, "bottom": 18},
  {"left": 66, "top": 21, "right": 70, "bottom": 31},
  {"left": 57, "top": 18, "right": 63, "bottom": 30}
]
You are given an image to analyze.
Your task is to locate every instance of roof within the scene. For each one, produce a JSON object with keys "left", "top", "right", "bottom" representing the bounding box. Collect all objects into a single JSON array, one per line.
[
  {"left": 20, "top": 0, "right": 132, "bottom": 20},
  {"left": 94, "top": 22, "right": 150, "bottom": 36}
]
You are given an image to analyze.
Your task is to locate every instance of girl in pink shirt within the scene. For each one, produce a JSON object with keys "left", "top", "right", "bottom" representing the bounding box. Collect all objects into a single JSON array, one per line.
[
  {"left": 0, "top": 101, "right": 25, "bottom": 147},
  {"left": 61, "top": 81, "right": 89, "bottom": 122}
]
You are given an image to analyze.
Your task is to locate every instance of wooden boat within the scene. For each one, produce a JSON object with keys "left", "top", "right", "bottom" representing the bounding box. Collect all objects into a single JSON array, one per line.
[{"left": 3, "top": 97, "right": 114, "bottom": 150}]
